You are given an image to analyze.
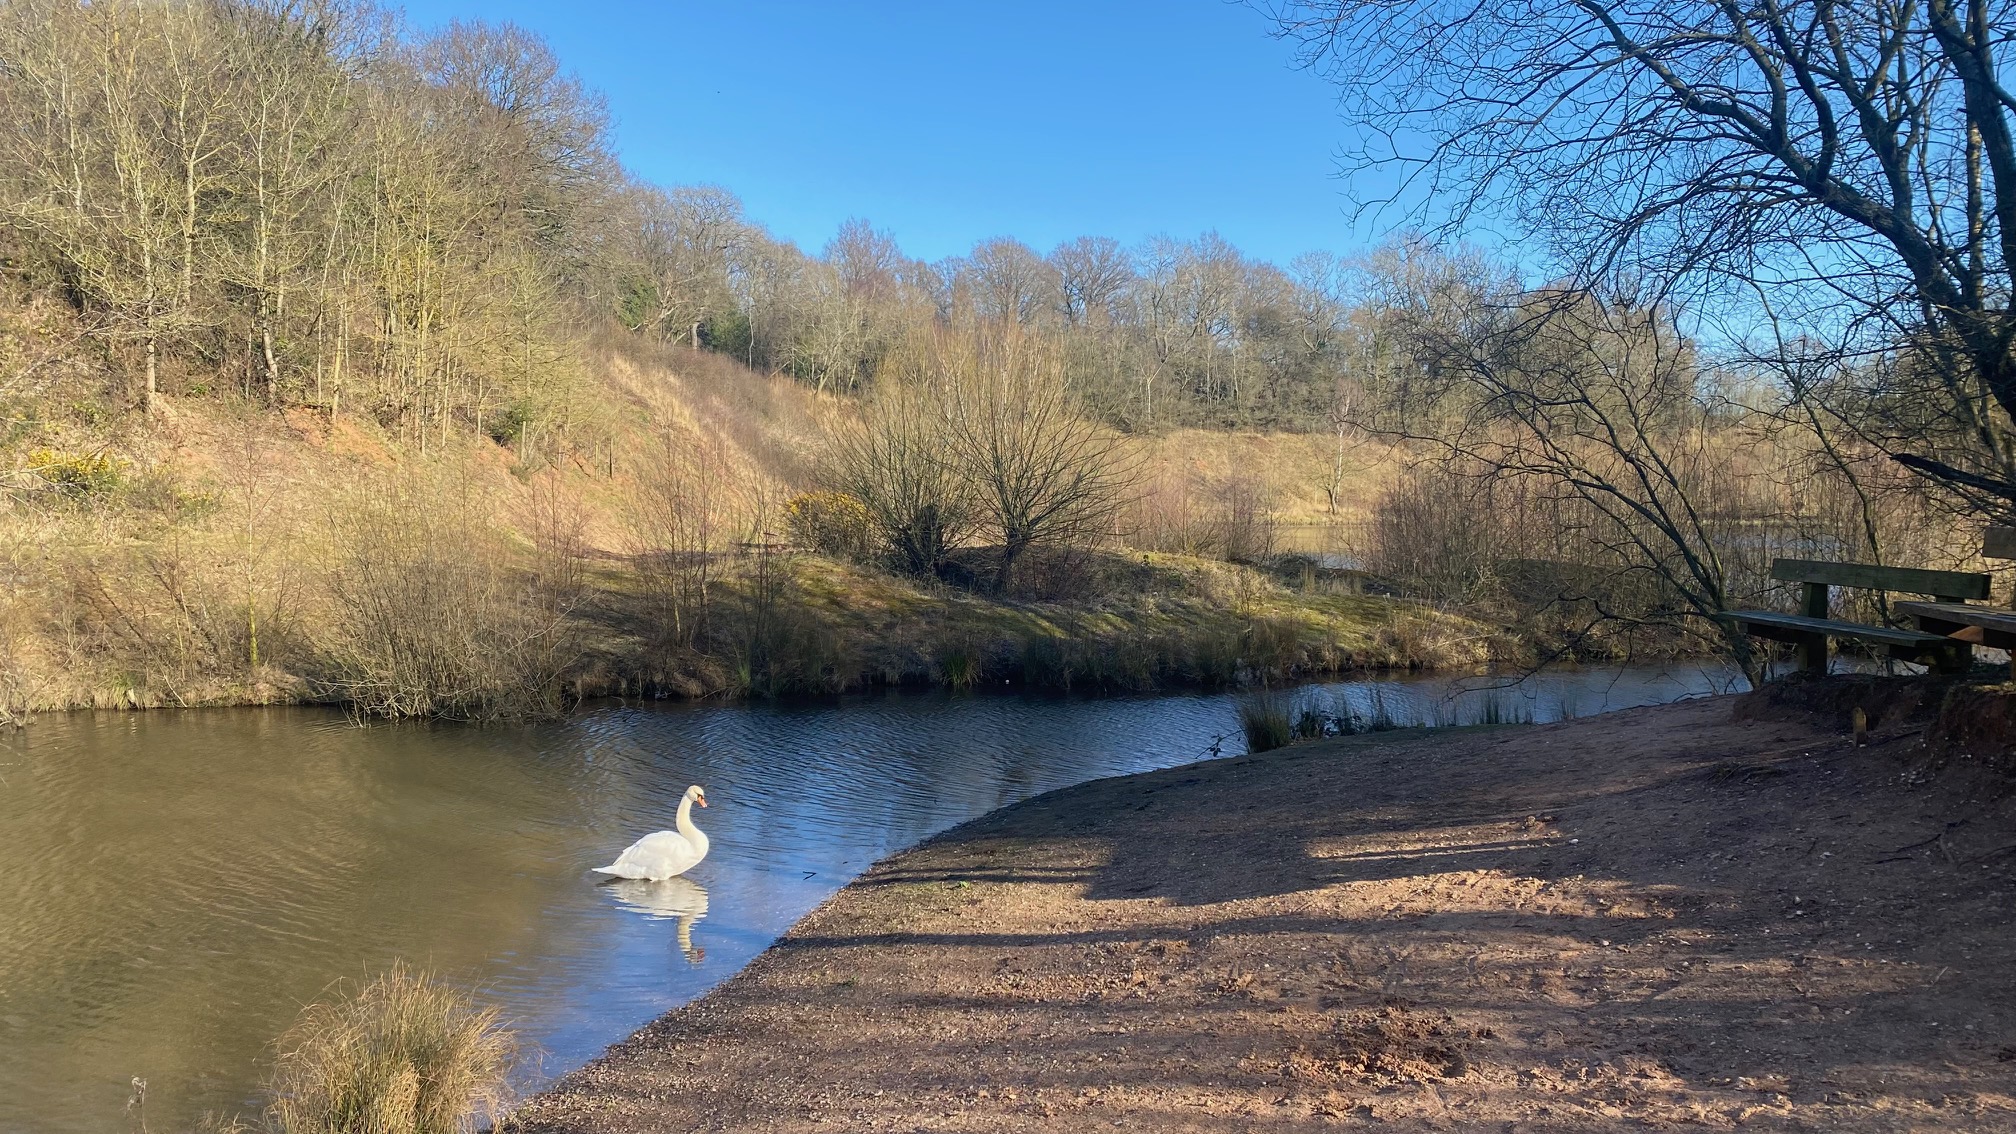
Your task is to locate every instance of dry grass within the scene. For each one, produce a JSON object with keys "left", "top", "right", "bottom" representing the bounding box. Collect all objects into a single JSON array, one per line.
[
  {"left": 265, "top": 965, "right": 516, "bottom": 1134},
  {"left": 1237, "top": 690, "right": 1296, "bottom": 752},
  {"left": 1132, "top": 427, "right": 1406, "bottom": 529},
  {"left": 0, "top": 310, "right": 1486, "bottom": 715}
]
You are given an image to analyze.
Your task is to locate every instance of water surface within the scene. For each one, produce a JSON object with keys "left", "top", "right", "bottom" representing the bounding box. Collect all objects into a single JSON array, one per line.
[{"left": 0, "top": 664, "right": 1739, "bottom": 1134}]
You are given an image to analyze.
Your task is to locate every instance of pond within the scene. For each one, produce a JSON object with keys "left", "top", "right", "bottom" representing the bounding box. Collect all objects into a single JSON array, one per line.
[{"left": 0, "top": 663, "right": 1743, "bottom": 1134}]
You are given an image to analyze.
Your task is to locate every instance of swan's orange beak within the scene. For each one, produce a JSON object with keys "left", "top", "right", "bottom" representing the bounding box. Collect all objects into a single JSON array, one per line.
[{"left": 696, "top": 794, "right": 708, "bottom": 807}]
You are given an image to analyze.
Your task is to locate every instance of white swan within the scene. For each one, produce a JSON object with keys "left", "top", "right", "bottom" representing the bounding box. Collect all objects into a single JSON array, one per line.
[{"left": 595, "top": 785, "right": 709, "bottom": 880}]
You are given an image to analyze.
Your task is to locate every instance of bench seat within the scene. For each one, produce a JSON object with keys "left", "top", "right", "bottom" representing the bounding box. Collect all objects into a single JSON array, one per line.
[
  {"left": 1895, "top": 600, "right": 2016, "bottom": 648},
  {"left": 1724, "top": 610, "right": 1954, "bottom": 649}
]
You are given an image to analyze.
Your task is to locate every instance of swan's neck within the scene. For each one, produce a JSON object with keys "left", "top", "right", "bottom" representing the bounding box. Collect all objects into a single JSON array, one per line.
[{"left": 675, "top": 797, "right": 704, "bottom": 842}]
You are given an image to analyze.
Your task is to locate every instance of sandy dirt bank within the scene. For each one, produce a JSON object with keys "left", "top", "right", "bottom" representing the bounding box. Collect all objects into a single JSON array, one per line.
[{"left": 516, "top": 696, "right": 2016, "bottom": 1132}]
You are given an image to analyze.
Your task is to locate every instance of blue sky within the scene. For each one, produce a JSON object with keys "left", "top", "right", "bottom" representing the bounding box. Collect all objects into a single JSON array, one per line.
[{"left": 393, "top": 1, "right": 1389, "bottom": 265}]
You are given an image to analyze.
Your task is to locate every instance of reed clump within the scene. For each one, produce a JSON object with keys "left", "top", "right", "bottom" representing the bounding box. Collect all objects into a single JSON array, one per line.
[
  {"left": 1238, "top": 691, "right": 1296, "bottom": 753},
  {"left": 264, "top": 965, "right": 516, "bottom": 1134}
]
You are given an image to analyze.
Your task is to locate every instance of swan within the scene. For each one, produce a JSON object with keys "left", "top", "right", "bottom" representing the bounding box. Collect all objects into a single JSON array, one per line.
[{"left": 595, "top": 785, "right": 709, "bottom": 880}]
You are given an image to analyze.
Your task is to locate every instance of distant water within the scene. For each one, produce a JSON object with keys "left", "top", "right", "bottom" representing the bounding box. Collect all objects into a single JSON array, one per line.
[{"left": 0, "top": 662, "right": 1743, "bottom": 1134}]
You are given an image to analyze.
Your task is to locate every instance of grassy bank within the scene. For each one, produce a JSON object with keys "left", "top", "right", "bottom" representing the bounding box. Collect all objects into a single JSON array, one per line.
[
  {"left": 577, "top": 550, "right": 1489, "bottom": 702},
  {"left": 0, "top": 524, "right": 1487, "bottom": 718},
  {"left": 0, "top": 362, "right": 1494, "bottom": 720}
]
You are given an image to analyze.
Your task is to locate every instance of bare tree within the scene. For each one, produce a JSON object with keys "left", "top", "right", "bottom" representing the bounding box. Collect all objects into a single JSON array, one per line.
[
  {"left": 825, "top": 217, "right": 903, "bottom": 305},
  {"left": 627, "top": 428, "right": 726, "bottom": 650},
  {"left": 934, "top": 324, "right": 1136, "bottom": 592},
  {"left": 1352, "top": 257, "right": 1774, "bottom": 680},
  {"left": 967, "top": 236, "right": 1058, "bottom": 325},
  {"left": 1269, "top": 0, "right": 2016, "bottom": 517},
  {"left": 827, "top": 376, "right": 977, "bottom": 577},
  {"left": 1051, "top": 236, "right": 1133, "bottom": 326},
  {"left": 616, "top": 183, "right": 748, "bottom": 346},
  {"left": 226, "top": 0, "right": 356, "bottom": 401},
  {"left": 419, "top": 19, "right": 613, "bottom": 252}
]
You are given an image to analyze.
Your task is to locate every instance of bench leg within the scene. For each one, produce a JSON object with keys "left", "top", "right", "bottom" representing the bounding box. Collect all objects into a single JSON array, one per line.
[
  {"left": 1799, "top": 633, "right": 1828, "bottom": 673},
  {"left": 1800, "top": 582, "right": 1829, "bottom": 673},
  {"left": 1931, "top": 594, "right": 1978, "bottom": 677},
  {"left": 1978, "top": 627, "right": 2016, "bottom": 684}
]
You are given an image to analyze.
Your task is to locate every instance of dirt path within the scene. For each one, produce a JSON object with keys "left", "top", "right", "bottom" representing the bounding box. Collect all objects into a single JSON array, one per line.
[{"left": 516, "top": 697, "right": 2016, "bottom": 1132}]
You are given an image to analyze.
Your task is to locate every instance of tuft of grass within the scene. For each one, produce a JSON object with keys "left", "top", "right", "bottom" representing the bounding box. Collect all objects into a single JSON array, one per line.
[
  {"left": 1238, "top": 691, "right": 1296, "bottom": 753},
  {"left": 1363, "top": 685, "right": 1400, "bottom": 731},
  {"left": 1293, "top": 706, "right": 1328, "bottom": 740},
  {"left": 265, "top": 964, "right": 516, "bottom": 1134},
  {"left": 936, "top": 642, "right": 982, "bottom": 691},
  {"left": 1471, "top": 688, "right": 1536, "bottom": 726}
]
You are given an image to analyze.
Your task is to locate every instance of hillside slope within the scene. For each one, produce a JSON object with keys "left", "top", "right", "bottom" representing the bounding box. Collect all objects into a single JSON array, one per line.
[{"left": 0, "top": 298, "right": 1465, "bottom": 720}]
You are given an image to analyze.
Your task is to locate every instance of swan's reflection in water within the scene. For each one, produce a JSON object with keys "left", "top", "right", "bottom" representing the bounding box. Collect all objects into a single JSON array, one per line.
[{"left": 602, "top": 878, "right": 709, "bottom": 964}]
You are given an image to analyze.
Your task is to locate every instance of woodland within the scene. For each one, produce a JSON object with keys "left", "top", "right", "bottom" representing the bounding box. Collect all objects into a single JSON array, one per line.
[{"left": 0, "top": 0, "right": 2008, "bottom": 718}]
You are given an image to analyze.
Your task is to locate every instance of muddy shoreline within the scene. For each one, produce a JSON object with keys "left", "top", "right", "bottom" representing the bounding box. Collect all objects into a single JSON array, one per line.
[{"left": 515, "top": 697, "right": 2016, "bottom": 1132}]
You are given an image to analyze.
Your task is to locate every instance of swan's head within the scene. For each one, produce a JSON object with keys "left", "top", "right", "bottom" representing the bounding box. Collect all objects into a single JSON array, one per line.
[{"left": 685, "top": 784, "right": 708, "bottom": 808}]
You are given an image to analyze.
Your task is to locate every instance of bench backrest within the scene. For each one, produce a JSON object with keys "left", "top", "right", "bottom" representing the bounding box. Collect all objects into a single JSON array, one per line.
[
  {"left": 1986, "top": 526, "right": 2016, "bottom": 560},
  {"left": 1770, "top": 558, "right": 1991, "bottom": 600}
]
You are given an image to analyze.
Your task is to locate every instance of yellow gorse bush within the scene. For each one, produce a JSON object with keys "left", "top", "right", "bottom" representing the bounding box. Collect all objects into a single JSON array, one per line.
[
  {"left": 27, "top": 448, "right": 122, "bottom": 495},
  {"left": 786, "top": 490, "right": 873, "bottom": 560}
]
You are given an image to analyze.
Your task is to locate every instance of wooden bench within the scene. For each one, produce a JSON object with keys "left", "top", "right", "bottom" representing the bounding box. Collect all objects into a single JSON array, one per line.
[
  {"left": 1726, "top": 558, "right": 1989, "bottom": 675},
  {"left": 1893, "top": 526, "right": 2016, "bottom": 677}
]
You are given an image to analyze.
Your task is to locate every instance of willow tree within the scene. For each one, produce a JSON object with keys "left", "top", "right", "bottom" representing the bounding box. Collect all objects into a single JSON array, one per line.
[{"left": 827, "top": 377, "right": 977, "bottom": 578}]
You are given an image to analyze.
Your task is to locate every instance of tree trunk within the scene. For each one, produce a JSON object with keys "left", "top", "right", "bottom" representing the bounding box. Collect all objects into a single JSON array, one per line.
[
  {"left": 261, "top": 323, "right": 280, "bottom": 398},
  {"left": 995, "top": 533, "right": 1030, "bottom": 595}
]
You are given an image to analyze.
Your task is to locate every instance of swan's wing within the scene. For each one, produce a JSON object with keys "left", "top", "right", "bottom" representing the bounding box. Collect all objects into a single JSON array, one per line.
[{"left": 595, "top": 831, "right": 699, "bottom": 879}]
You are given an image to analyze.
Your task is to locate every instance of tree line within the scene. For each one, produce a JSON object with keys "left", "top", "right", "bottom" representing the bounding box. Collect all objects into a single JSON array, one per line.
[
  {"left": 652, "top": 215, "right": 1366, "bottom": 432},
  {"left": 0, "top": 0, "right": 613, "bottom": 455},
  {"left": 6, "top": 0, "right": 2005, "bottom": 501},
  {"left": 0, "top": 0, "right": 1411, "bottom": 446}
]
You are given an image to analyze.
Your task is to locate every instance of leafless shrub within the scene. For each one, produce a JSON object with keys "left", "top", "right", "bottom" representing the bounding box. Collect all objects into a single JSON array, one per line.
[
  {"left": 1360, "top": 469, "right": 1510, "bottom": 604},
  {"left": 1211, "top": 474, "right": 1278, "bottom": 565},
  {"left": 317, "top": 475, "right": 583, "bottom": 722},
  {"left": 1128, "top": 467, "right": 1277, "bottom": 565},
  {"left": 824, "top": 376, "right": 977, "bottom": 577},
  {"left": 0, "top": 594, "right": 29, "bottom": 724},
  {"left": 1126, "top": 465, "right": 1218, "bottom": 556},
  {"left": 625, "top": 429, "right": 726, "bottom": 651}
]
